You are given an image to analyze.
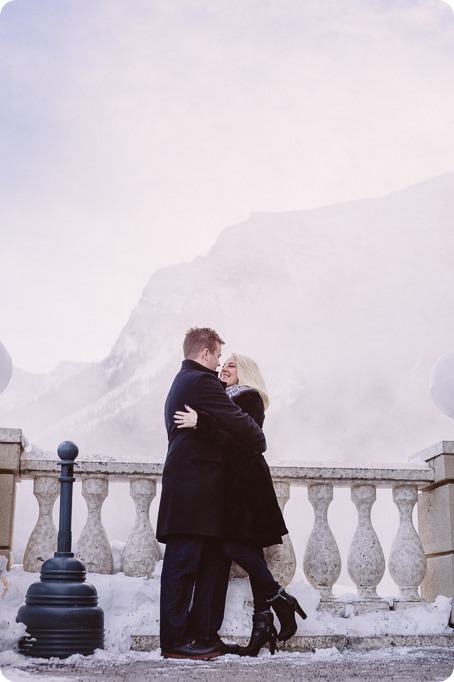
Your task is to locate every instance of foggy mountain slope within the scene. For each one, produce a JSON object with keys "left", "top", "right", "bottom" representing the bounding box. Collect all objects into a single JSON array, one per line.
[
  {"left": 0, "top": 362, "right": 108, "bottom": 439},
  {"left": 1, "top": 361, "right": 90, "bottom": 413},
  {"left": 2, "top": 172, "right": 454, "bottom": 462}
]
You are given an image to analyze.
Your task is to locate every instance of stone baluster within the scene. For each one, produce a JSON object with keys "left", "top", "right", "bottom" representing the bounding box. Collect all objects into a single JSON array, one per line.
[
  {"left": 264, "top": 480, "right": 297, "bottom": 586},
  {"left": 303, "top": 483, "right": 341, "bottom": 606},
  {"left": 122, "top": 478, "right": 161, "bottom": 577},
  {"left": 23, "top": 476, "right": 59, "bottom": 572},
  {"left": 77, "top": 477, "right": 113, "bottom": 574},
  {"left": 389, "top": 484, "right": 426, "bottom": 605},
  {"left": 347, "top": 484, "right": 387, "bottom": 613}
]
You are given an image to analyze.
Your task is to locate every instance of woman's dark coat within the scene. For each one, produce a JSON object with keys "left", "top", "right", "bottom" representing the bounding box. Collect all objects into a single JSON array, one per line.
[
  {"left": 198, "top": 388, "right": 288, "bottom": 548},
  {"left": 156, "top": 360, "right": 267, "bottom": 543}
]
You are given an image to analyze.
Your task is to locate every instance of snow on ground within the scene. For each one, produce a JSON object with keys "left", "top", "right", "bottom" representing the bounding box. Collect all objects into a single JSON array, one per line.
[{"left": 0, "top": 556, "right": 452, "bottom": 673}]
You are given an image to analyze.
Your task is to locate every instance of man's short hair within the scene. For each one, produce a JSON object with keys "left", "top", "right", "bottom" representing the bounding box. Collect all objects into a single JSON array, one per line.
[{"left": 183, "top": 327, "right": 225, "bottom": 359}]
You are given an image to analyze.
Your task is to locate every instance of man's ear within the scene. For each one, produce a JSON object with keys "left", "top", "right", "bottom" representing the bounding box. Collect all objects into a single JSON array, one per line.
[{"left": 201, "top": 348, "right": 210, "bottom": 360}]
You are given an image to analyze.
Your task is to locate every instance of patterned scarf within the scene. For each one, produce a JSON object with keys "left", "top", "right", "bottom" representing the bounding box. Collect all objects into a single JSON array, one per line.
[{"left": 226, "top": 384, "right": 253, "bottom": 400}]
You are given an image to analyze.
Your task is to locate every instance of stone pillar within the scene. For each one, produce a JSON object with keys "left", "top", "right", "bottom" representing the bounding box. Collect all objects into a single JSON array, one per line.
[
  {"left": 23, "top": 475, "right": 59, "bottom": 572},
  {"left": 264, "top": 480, "right": 297, "bottom": 587},
  {"left": 389, "top": 484, "right": 426, "bottom": 606},
  {"left": 347, "top": 484, "right": 387, "bottom": 614},
  {"left": 77, "top": 477, "right": 113, "bottom": 574},
  {"left": 0, "top": 428, "right": 23, "bottom": 568},
  {"left": 303, "top": 483, "right": 342, "bottom": 614},
  {"left": 417, "top": 442, "right": 454, "bottom": 622},
  {"left": 122, "top": 477, "right": 161, "bottom": 577}
]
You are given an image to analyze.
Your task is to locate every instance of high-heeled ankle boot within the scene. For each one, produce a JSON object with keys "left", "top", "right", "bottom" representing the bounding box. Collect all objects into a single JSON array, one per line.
[
  {"left": 267, "top": 586, "right": 307, "bottom": 641},
  {"left": 238, "top": 610, "right": 277, "bottom": 657}
]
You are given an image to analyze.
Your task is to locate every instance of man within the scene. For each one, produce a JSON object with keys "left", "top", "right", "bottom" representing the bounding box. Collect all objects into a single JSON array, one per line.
[{"left": 157, "top": 327, "right": 267, "bottom": 660}]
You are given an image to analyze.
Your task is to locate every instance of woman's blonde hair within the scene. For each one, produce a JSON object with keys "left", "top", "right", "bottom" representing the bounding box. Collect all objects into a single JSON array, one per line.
[{"left": 233, "top": 352, "right": 270, "bottom": 410}]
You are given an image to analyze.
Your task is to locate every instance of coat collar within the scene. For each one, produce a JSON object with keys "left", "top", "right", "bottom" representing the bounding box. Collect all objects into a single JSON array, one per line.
[{"left": 181, "top": 358, "right": 219, "bottom": 379}]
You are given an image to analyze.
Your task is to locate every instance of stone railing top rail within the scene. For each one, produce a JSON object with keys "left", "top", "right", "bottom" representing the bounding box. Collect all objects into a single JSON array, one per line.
[
  {"left": 19, "top": 452, "right": 434, "bottom": 487},
  {"left": 0, "top": 428, "right": 22, "bottom": 444},
  {"left": 410, "top": 441, "right": 454, "bottom": 460}
]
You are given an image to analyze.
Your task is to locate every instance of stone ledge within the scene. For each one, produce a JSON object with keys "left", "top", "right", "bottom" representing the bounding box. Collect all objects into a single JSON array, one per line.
[
  {"left": 130, "top": 633, "right": 454, "bottom": 653},
  {"left": 412, "top": 442, "right": 454, "bottom": 460},
  {"left": 0, "top": 428, "right": 22, "bottom": 445},
  {"left": 19, "top": 456, "right": 165, "bottom": 478},
  {"left": 19, "top": 456, "right": 434, "bottom": 486}
]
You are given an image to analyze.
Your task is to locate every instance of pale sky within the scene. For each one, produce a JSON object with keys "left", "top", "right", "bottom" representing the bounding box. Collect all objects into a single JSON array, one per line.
[{"left": 1, "top": 0, "right": 454, "bottom": 373}]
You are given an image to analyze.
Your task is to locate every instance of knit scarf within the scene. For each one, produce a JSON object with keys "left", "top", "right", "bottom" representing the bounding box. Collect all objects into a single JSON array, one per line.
[{"left": 226, "top": 384, "right": 253, "bottom": 401}]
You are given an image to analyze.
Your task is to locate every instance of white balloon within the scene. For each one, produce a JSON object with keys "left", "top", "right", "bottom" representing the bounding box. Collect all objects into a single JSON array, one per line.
[
  {"left": 0, "top": 341, "right": 12, "bottom": 395},
  {"left": 430, "top": 351, "right": 454, "bottom": 418}
]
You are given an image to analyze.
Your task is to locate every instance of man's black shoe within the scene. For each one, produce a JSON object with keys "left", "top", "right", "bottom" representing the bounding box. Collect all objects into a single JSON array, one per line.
[
  {"left": 161, "top": 640, "right": 222, "bottom": 660},
  {"left": 195, "top": 638, "right": 241, "bottom": 655}
]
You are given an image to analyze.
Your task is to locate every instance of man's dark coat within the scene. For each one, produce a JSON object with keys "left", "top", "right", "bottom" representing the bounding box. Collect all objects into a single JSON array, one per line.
[{"left": 156, "top": 359, "right": 267, "bottom": 542}]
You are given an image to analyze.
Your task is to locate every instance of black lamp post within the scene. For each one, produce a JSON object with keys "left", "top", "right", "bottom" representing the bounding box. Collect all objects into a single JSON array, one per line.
[{"left": 17, "top": 441, "right": 104, "bottom": 658}]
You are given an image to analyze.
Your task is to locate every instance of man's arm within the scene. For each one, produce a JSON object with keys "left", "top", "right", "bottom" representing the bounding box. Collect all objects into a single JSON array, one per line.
[{"left": 194, "top": 373, "right": 267, "bottom": 452}]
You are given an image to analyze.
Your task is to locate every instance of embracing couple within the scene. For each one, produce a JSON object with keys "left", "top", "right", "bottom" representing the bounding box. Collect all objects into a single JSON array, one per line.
[{"left": 156, "top": 327, "right": 307, "bottom": 660}]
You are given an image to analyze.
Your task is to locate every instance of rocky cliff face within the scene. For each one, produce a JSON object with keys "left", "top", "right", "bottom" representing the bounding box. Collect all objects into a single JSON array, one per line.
[{"left": 2, "top": 172, "right": 454, "bottom": 462}]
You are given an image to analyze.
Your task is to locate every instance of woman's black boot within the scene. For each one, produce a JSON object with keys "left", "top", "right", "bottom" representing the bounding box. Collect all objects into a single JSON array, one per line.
[
  {"left": 267, "top": 587, "right": 307, "bottom": 641},
  {"left": 238, "top": 610, "right": 277, "bottom": 656}
]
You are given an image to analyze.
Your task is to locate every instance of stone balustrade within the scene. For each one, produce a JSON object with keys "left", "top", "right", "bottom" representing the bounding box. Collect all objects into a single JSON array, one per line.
[{"left": 12, "top": 442, "right": 442, "bottom": 617}]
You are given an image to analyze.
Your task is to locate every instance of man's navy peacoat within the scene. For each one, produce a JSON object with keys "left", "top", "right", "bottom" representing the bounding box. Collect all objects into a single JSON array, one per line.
[{"left": 156, "top": 359, "right": 266, "bottom": 542}]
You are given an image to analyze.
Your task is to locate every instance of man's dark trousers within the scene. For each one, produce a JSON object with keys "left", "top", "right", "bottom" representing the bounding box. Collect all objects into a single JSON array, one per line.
[{"left": 160, "top": 534, "right": 231, "bottom": 649}]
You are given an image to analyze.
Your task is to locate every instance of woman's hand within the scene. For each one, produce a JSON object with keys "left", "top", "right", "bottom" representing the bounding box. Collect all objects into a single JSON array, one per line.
[{"left": 174, "top": 404, "right": 198, "bottom": 429}]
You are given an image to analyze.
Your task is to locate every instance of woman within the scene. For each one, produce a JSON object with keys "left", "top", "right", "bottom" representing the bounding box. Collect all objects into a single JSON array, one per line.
[{"left": 174, "top": 353, "right": 307, "bottom": 656}]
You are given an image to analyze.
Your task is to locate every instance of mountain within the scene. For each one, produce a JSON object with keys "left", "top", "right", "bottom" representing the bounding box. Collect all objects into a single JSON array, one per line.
[{"left": 2, "top": 172, "right": 454, "bottom": 463}]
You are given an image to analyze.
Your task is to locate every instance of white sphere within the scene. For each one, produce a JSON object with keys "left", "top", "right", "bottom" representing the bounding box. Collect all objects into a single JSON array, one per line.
[
  {"left": 0, "top": 341, "right": 12, "bottom": 394},
  {"left": 430, "top": 351, "right": 454, "bottom": 418}
]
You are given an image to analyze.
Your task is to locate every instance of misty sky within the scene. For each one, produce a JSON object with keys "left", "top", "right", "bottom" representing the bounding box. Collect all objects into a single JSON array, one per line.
[{"left": 1, "top": 0, "right": 454, "bottom": 373}]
